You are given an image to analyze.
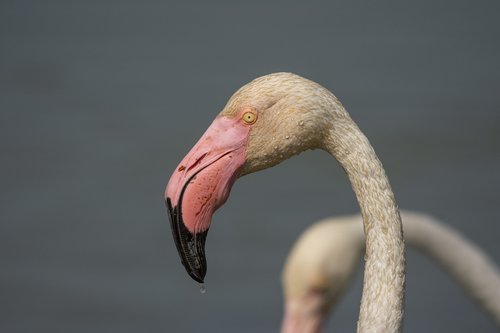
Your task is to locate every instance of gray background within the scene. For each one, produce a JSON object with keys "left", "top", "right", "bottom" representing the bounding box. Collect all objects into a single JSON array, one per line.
[{"left": 1, "top": 1, "right": 499, "bottom": 332}]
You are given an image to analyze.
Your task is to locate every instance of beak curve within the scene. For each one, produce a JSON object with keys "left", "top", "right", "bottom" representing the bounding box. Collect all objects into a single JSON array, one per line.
[{"left": 164, "top": 116, "right": 250, "bottom": 283}]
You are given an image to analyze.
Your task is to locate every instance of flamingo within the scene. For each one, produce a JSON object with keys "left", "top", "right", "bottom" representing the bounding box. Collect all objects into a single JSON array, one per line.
[
  {"left": 164, "top": 72, "right": 405, "bottom": 332},
  {"left": 281, "top": 210, "right": 500, "bottom": 332}
]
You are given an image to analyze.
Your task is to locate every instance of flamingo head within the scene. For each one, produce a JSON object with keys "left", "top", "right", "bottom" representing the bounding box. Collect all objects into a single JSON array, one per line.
[{"left": 165, "top": 73, "right": 343, "bottom": 282}]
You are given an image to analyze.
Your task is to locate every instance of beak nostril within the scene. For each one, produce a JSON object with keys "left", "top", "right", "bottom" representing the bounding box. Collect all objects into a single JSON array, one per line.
[{"left": 187, "top": 152, "right": 208, "bottom": 172}]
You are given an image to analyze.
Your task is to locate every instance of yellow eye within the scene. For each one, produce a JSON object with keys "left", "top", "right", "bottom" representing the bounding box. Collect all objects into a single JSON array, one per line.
[{"left": 242, "top": 111, "right": 257, "bottom": 125}]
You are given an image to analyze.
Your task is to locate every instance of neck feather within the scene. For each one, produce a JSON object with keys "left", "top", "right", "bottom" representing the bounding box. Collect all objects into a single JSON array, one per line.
[{"left": 323, "top": 113, "right": 405, "bottom": 333}]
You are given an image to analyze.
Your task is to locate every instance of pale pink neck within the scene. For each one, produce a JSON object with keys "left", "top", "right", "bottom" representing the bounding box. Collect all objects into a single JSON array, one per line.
[{"left": 323, "top": 115, "right": 405, "bottom": 333}]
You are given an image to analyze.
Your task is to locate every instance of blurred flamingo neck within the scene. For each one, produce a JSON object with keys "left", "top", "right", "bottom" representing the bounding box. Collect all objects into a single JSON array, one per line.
[
  {"left": 323, "top": 117, "right": 405, "bottom": 333},
  {"left": 402, "top": 214, "right": 500, "bottom": 325},
  {"left": 281, "top": 298, "right": 326, "bottom": 333}
]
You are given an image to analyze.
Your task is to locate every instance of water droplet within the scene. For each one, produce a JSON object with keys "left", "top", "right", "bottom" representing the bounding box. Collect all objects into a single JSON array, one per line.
[{"left": 199, "top": 284, "right": 206, "bottom": 294}]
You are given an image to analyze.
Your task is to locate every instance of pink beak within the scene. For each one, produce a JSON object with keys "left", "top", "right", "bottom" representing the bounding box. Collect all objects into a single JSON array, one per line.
[{"left": 165, "top": 115, "right": 250, "bottom": 283}]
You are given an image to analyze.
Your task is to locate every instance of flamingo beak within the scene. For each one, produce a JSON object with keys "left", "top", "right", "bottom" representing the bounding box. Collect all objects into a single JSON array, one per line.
[{"left": 165, "top": 116, "right": 250, "bottom": 283}]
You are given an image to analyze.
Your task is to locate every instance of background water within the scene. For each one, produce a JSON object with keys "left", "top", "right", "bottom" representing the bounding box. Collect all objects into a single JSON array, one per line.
[{"left": 1, "top": 1, "right": 499, "bottom": 332}]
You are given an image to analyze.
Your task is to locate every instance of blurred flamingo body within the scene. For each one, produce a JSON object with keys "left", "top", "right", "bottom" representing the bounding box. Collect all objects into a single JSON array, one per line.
[{"left": 282, "top": 210, "right": 500, "bottom": 332}]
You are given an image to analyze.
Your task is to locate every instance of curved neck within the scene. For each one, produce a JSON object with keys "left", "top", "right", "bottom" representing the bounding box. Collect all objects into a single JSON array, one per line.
[
  {"left": 402, "top": 213, "right": 500, "bottom": 325},
  {"left": 323, "top": 115, "right": 405, "bottom": 333}
]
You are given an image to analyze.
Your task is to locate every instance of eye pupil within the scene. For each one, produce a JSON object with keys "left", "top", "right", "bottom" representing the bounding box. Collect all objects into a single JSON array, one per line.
[{"left": 242, "top": 111, "right": 257, "bottom": 124}]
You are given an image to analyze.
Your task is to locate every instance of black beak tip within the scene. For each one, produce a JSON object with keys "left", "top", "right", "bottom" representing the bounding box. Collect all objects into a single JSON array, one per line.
[
  {"left": 188, "top": 270, "right": 205, "bottom": 284},
  {"left": 166, "top": 197, "right": 209, "bottom": 284}
]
